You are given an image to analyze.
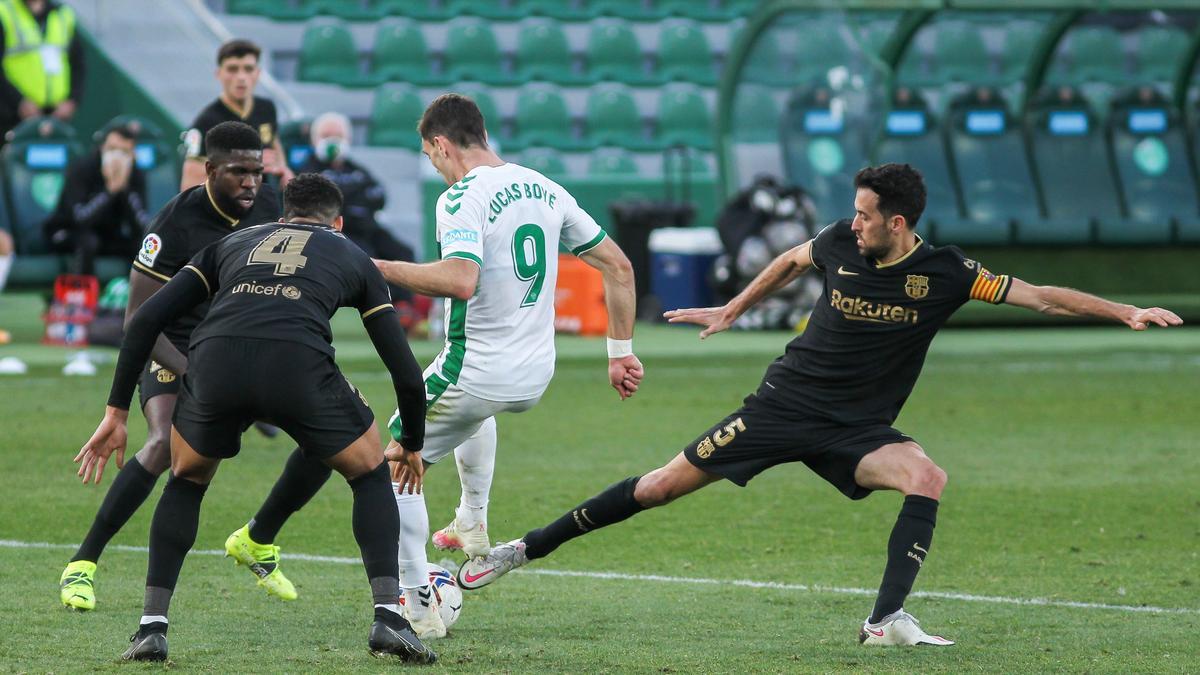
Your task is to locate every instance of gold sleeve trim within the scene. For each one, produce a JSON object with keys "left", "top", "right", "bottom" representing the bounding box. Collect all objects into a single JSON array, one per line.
[
  {"left": 361, "top": 303, "right": 393, "bottom": 319},
  {"left": 132, "top": 260, "right": 172, "bottom": 283},
  {"left": 182, "top": 265, "right": 211, "bottom": 296}
]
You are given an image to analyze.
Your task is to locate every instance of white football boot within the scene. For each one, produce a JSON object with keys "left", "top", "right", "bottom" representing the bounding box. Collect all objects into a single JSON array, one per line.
[
  {"left": 456, "top": 539, "right": 528, "bottom": 590},
  {"left": 404, "top": 588, "right": 447, "bottom": 640},
  {"left": 432, "top": 518, "right": 491, "bottom": 558},
  {"left": 859, "top": 609, "right": 954, "bottom": 646}
]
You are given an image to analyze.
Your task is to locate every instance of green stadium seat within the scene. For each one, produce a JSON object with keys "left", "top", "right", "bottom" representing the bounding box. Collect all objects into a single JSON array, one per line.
[
  {"left": 308, "top": 0, "right": 377, "bottom": 20},
  {"left": 657, "top": 19, "right": 716, "bottom": 85},
  {"left": 932, "top": 21, "right": 992, "bottom": 84},
  {"left": 226, "top": 0, "right": 311, "bottom": 20},
  {"left": 510, "top": 85, "right": 579, "bottom": 152},
  {"left": 587, "top": 19, "right": 651, "bottom": 85},
  {"left": 449, "top": 85, "right": 501, "bottom": 138},
  {"left": 894, "top": 42, "right": 931, "bottom": 87},
  {"left": 371, "top": 18, "right": 441, "bottom": 86},
  {"left": 1110, "top": 88, "right": 1199, "bottom": 243},
  {"left": 1, "top": 118, "right": 80, "bottom": 255},
  {"left": 585, "top": 84, "right": 650, "bottom": 150},
  {"left": 515, "top": 18, "right": 583, "bottom": 85},
  {"left": 872, "top": 89, "right": 961, "bottom": 241},
  {"left": 941, "top": 89, "right": 1036, "bottom": 244},
  {"left": 719, "top": 0, "right": 761, "bottom": 19},
  {"left": 658, "top": 0, "right": 726, "bottom": 22},
  {"left": 444, "top": 0, "right": 525, "bottom": 19},
  {"left": 779, "top": 86, "right": 869, "bottom": 222},
  {"left": 999, "top": 20, "right": 1042, "bottom": 83},
  {"left": 740, "top": 30, "right": 791, "bottom": 86},
  {"left": 372, "top": 0, "right": 452, "bottom": 21},
  {"left": 519, "top": 147, "right": 568, "bottom": 177},
  {"left": 521, "top": 0, "right": 590, "bottom": 20},
  {"left": 1047, "top": 25, "right": 1127, "bottom": 87},
  {"left": 589, "top": 147, "right": 639, "bottom": 176},
  {"left": 588, "top": 0, "right": 660, "bottom": 21},
  {"left": 297, "top": 19, "right": 364, "bottom": 86},
  {"left": 1135, "top": 25, "right": 1189, "bottom": 83},
  {"left": 278, "top": 118, "right": 314, "bottom": 172},
  {"left": 656, "top": 83, "right": 712, "bottom": 150},
  {"left": 730, "top": 84, "right": 778, "bottom": 143},
  {"left": 367, "top": 84, "right": 424, "bottom": 151},
  {"left": 1024, "top": 87, "right": 1118, "bottom": 243},
  {"left": 662, "top": 148, "right": 712, "bottom": 178},
  {"left": 443, "top": 18, "right": 511, "bottom": 85}
]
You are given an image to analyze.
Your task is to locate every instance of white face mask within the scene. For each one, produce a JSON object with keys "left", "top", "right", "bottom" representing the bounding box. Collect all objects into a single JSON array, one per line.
[
  {"left": 315, "top": 137, "right": 348, "bottom": 162},
  {"left": 102, "top": 149, "right": 131, "bottom": 167}
]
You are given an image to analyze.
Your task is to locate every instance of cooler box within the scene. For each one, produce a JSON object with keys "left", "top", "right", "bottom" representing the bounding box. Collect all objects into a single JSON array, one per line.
[
  {"left": 555, "top": 253, "right": 607, "bottom": 335},
  {"left": 649, "top": 227, "right": 722, "bottom": 312}
]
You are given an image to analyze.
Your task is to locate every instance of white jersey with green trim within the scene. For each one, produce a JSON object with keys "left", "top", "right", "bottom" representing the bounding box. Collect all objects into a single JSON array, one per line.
[{"left": 428, "top": 163, "right": 606, "bottom": 402}]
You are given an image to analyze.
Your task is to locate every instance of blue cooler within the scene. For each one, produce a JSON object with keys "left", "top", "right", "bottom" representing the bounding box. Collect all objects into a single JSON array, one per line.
[{"left": 649, "top": 227, "right": 723, "bottom": 313}]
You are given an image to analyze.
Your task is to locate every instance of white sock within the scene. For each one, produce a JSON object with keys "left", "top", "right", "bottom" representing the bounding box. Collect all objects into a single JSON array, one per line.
[
  {"left": 0, "top": 254, "right": 12, "bottom": 292},
  {"left": 375, "top": 602, "right": 402, "bottom": 616},
  {"left": 402, "top": 585, "right": 435, "bottom": 620},
  {"left": 140, "top": 615, "right": 168, "bottom": 626},
  {"left": 454, "top": 417, "right": 497, "bottom": 529},
  {"left": 395, "top": 482, "right": 431, "bottom": 619}
]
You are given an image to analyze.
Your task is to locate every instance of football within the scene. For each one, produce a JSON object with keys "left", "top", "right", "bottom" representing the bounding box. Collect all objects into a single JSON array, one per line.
[{"left": 400, "top": 563, "right": 463, "bottom": 629}]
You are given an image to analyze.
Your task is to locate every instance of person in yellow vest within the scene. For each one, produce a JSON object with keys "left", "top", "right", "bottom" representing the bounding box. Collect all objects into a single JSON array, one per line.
[{"left": 0, "top": 0, "right": 83, "bottom": 140}]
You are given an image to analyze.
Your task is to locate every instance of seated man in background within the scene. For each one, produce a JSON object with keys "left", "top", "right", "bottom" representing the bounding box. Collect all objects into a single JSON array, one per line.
[
  {"left": 300, "top": 112, "right": 417, "bottom": 313},
  {"left": 43, "top": 123, "right": 149, "bottom": 274}
]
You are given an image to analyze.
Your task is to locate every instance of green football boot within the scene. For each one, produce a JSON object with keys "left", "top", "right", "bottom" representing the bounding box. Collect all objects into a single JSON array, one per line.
[
  {"left": 60, "top": 560, "right": 97, "bottom": 611},
  {"left": 224, "top": 525, "right": 297, "bottom": 601}
]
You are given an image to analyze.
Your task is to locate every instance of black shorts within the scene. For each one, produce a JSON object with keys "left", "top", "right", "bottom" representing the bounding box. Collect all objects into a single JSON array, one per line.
[
  {"left": 137, "top": 359, "right": 182, "bottom": 409},
  {"left": 682, "top": 382, "right": 911, "bottom": 500},
  {"left": 173, "top": 337, "right": 375, "bottom": 460}
]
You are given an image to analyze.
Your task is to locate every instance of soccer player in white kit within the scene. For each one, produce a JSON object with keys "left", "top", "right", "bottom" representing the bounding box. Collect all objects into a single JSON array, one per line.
[{"left": 374, "top": 94, "right": 642, "bottom": 639}]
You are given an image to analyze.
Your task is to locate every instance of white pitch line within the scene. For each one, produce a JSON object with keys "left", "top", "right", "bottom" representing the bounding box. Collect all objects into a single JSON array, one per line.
[{"left": 6, "top": 539, "right": 1196, "bottom": 616}]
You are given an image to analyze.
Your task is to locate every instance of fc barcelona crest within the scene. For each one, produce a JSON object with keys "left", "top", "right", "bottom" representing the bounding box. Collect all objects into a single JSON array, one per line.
[{"left": 905, "top": 275, "right": 930, "bottom": 300}]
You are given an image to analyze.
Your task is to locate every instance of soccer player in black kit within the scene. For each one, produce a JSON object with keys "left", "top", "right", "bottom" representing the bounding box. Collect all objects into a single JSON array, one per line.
[
  {"left": 59, "top": 121, "right": 282, "bottom": 611},
  {"left": 73, "top": 174, "right": 435, "bottom": 663},
  {"left": 457, "top": 163, "right": 1183, "bottom": 646}
]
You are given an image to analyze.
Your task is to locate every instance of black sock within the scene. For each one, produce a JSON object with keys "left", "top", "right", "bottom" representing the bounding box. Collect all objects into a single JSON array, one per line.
[
  {"left": 145, "top": 474, "right": 208, "bottom": 594},
  {"left": 72, "top": 457, "right": 159, "bottom": 563},
  {"left": 870, "top": 494, "right": 939, "bottom": 623},
  {"left": 248, "top": 447, "right": 332, "bottom": 544},
  {"left": 523, "top": 476, "right": 645, "bottom": 560},
  {"left": 347, "top": 462, "right": 400, "bottom": 591}
]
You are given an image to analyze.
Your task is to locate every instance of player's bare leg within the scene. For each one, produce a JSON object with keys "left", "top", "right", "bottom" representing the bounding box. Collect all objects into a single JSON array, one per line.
[
  {"left": 63, "top": 395, "right": 176, "bottom": 611},
  {"left": 323, "top": 429, "right": 436, "bottom": 664},
  {"left": 458, "top": 452, "right": 721, "bottom": 589},
  {"left": 853, "top": 441, "right": 953, "bottom": 646},
  {"left": 124, "top": 427, "right": 221, "bottom": 661}
]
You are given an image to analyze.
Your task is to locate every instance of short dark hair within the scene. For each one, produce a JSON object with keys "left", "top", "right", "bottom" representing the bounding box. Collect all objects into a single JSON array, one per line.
[
  {"left": 105, "top": 124, "right": 137, "bottom": 143},
  {"left": 283, "top": 173, "right": 343, "bottom": 223},
  {"left": 418, "top": 94, "right": 487, "bottom": 148},
  {"left": 217, "top": 39, "right": 261, "bottom": 65},
  {"left": 205, "top": 121, "right": 262, "bottom": 160},
  {"left": 854, "top": 163, "right": 926, "bottom": 229}
]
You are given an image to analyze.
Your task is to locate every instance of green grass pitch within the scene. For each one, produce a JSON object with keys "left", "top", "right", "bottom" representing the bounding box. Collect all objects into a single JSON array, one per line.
[{"left": 0, "top": 292, "right": 1197, "bottom": 672}]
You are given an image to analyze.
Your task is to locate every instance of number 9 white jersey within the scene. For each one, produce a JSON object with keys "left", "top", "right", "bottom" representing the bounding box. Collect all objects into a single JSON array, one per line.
[{"left": 429, "top": 163, "right": 607, "bottom": 402}]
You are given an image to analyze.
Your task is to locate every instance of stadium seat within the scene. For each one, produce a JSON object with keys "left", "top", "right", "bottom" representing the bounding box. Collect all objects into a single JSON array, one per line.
[
  {"left": 278, "top": 118, "right": 314, "bottom": 172},
  {"left": 443, "top": 18, "right": 511, "bottom": 85},
  {"left": 999, "top": 20, "right": 1042, "bottom": 83},
  {"left": 1109, "top": 87, "right": 1199, "bottom": 243},
  {"left": 657, "top": 19, "right": 716, "bottom": 85},
  {"left": 656, "top": 83, "right": 713, "bottom": 150},
  {"left": 443, "top": 0, "right": 526, "bottom": 20},
  {"left": 658, "top": 0, "right": 726, "bottom": 22},
  {"left": 367, "top": 84, "right": 424, "bottom": 151},
  {"left": 585, "top": 83, "right": 651, "bottom": 150},
  {"left": 588, "top": 0, "right": 660, "bottom": 21},
  {"left": 519, "top": 147, "right": 568, "bottom": 177},
  {"left": 1046, "top": 25, "right": 1127, "bottom": 89},
  {"left": 941, "top": 88, "right": 1037, "bottom": 244},
  {"left": 779, "top": 86, "right": 870, "bottom": 222},
  {"left": 1, "top": 118, "right": 80, "bottom": 255},
  {"left": 371, "top": 18, "right": 441, "bottom": 86},
  {"left": 450, "top": 85, "right": 501, "bottom": 137},
  {"left": 308, "top": 0, "right": 377, "bottom": 20},
  {"left": 510, "top": 84, "right": 579, "bottom": 152},
  {"left": 297, "top": 19, "right": 364, "bottom": 86},
  {"left": 730, "top": 84, "right": 779, "bottom": 143},
  {"left": 589, "top": 147, "right": 639, "bottom": 176},
  {"left": 1135, "top": 25, "right": 1189, "bottom": 83},
  {"left": 587, "top": 19, "right": 652, "bottom": 85},
  {"left": 872, "top": 88, "right": 961, "bottom": 241},
  {"left": 932, "top": 21, "right": 992, "bottom": 84},
  {"left": 226, "top": 0, "right": 311, "bottom": 20},
  {"left": 1024, "top": 87, "right": 1119, "bottom": 243},
  {"left": 720, "top": 0, "right": 761, "bottom": 18},
  {"left": 662, "top": 147, "right": 712, "bottom": 178},
  {"left": 740, "top": 30, "right": 791, "bottom": 86},
  {"left": 372, "top": 0, "right": 452, "bottom": 20},
  {"left": 521, "top": 0, "right": 591, "bottom": 21},
  {"left": 515, "top": 18, "right": 584, "bottom": 85},
  {"left": 793, "top": 22, "right": 855, "bottom": 85}
]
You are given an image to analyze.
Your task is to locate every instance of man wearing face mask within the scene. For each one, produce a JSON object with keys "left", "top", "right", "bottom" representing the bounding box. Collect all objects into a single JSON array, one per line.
[
  {"left": 299, "top": 112, "right": 415, "bottom": 296},
  {"left": 44, "top": 123, "right": 148, "bottom": 275}
]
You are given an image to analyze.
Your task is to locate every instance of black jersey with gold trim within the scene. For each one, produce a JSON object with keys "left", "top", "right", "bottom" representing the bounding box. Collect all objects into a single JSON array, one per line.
[
  {"left": 185, "top": 222, "right": 393, "bottom": 357},
  {"left": 131, "top": 182, "right": 281, "bottom": 350},
  {"left": 183, "top": 96, "right": 279, "bottom": 160},
  {"left": 767, "top": 219, "right": 1011, "bottom": 426}
]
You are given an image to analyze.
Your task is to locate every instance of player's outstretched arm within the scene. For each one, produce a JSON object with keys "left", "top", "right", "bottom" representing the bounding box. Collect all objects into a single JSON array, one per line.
[
  {"left": 374, "top": 257, "right": 480, "bottom": 300},
  {"left": 125, "top": 269, "right": 189, "bottom": 375},
  {"left": 579, "top": 238, "right": 642, "bottom": 400},
  {"left": 666, "top": 240, "right": 816, "bottom": 338},
  {"left": 1004, "top": 278, "right": 1184, "bottom": 330}
]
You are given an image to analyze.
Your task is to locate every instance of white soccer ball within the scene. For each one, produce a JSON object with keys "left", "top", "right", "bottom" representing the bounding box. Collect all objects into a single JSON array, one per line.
[{"left": 427, "top": 563, "right": 462, "bottom": 628}]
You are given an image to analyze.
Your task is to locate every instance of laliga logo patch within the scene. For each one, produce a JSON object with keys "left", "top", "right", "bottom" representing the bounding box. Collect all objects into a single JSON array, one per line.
[{"left": 138, "top": 234, "right": 162, "bottom": 266}]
